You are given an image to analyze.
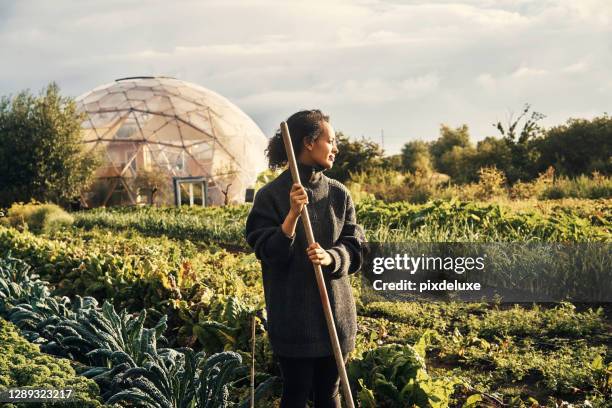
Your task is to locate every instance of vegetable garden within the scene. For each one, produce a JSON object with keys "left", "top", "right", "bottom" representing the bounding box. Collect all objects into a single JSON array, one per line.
[{"left": 0, "top": 198, "right": 610, "bottom": 407}]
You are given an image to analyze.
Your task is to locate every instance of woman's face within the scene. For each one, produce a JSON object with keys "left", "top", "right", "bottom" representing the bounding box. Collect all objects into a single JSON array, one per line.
[{"left": 303, "top": 121, "right": 339, "bottom": 169}]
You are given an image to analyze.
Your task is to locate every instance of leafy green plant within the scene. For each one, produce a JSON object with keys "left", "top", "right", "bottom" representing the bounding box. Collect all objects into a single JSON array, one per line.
[
  {"left": 107, "top": 347, "right": 202, "bottom": 408},
  {"left": 357, "top": 198, "right": 610, "bottom": 242},
  {"left": 349, "top": 331, "right": 461, "bottom": 407},
  {"left": 0, "top": 256, "right": 50, "bottom": 314},
  {"left": 185, "top": 296, "right": 260, "bottom": 353},
  {"left": 74, "top": 205, "right": 249, "bottom": 249},
  {"left": 105, "top": 348, "right": 248, "bottom": 408},
  {"left": 0, "top": 225, "right": 264, "bottom": 325}
]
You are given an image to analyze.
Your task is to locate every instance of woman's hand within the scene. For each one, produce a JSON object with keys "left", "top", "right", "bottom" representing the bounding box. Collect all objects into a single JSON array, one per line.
[
  {"left": 289, "top": 183, "right": 308, "bottom": 217},
  {"left": 307, "top": 242, "right": 333, "bottom": 266},
  {"left": 282, "top": 183, "right": 308, "bottom": 238}
]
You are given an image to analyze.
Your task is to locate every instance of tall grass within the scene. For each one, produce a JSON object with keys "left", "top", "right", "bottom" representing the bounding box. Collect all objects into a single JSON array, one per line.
[
  {"left": 348, "top": 167, "right": 611, "bottom": 204},
  {"left": 541, "top": 173, "right": 612, "bottom": 199}
]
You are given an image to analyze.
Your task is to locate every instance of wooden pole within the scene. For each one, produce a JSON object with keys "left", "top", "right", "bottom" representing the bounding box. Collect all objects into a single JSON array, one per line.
[
  {"left": 280, "top": 121, "right": 355, "bottom": 408},
  {"left": 250, "top": 314, "right": 255, "bottom": 408}
]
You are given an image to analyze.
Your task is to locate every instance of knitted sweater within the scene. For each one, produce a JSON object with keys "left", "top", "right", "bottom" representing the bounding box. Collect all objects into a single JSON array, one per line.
[{"left": 245, "top": 162, "right": 365, "bottom": 358}]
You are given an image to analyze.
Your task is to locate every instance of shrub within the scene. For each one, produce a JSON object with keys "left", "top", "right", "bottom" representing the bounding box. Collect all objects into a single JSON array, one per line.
[
  {"left": 0, "top": 318, "right": 104, "bottom": 407},
  {"left": 510, "top": 166, "right": 555, "bottom": 199},
  {"left": 540, "top": 171, "right": 612, "bottom": 200},
  {"left": 349, "top": 168, "right": 450, "bottom": 204},
  {"left": 349, "top": 168, "right": 409, "bottom": 202},
  {"left": 404, "top": 170, "right": 449, "bottom": 204},
  {"left": 344, "top": 181, "right": 376, "bottom": 204},
  {"left": 2, "top": 202, "right": 73, "bottom": 234},
  {"left": 474, "top": 166, "right": 507, "bottom": 200}
]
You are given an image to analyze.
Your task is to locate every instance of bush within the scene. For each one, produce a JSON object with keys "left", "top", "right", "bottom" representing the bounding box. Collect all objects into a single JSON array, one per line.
[
  {"left": 349, "top": 168, "right": 411, "bottom": 202},
  {"left": 2, "top": 202, "right": 73, "bottom": 234},
  {"left": 404, "top": 170, "right": 450, "bottom": 204},
  {"left": 474, "top": 166, "right": 507, "bottom": 200},
  {"left": 0, "top": 318, "right": 104, "bottom": 407},
  {"left": 540, "top": 171, "right": 612, "bottom": 200},
  {"left": 344, "top": 181, "right": 376, "bottom": 204},
  {"left": 348, "top": 332, "right": 461, "bottom": 408},
  {"left": 510, "top": 166, "right": 555, "bottom": 199},
  {"left": 348, "top": 168, "right": 452, "bottom": 204}
]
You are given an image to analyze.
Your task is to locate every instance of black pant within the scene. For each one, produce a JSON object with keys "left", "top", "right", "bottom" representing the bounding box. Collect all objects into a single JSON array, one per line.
[{"left": 277, "top": 353, "right": 348, "bottom": 408}]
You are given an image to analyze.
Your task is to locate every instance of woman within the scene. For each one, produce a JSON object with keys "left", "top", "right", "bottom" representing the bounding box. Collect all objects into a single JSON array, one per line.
[{"left": 245, "top": 110, "right": 365, "bottom": 407}]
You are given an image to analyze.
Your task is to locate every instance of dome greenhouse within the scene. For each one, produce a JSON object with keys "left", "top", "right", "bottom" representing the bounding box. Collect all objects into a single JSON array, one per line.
[{"left": 76, "top": 76, "right": 268, "bottom": 207}]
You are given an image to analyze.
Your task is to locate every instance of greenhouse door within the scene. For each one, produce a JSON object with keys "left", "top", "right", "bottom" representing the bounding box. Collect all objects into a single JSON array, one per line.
[{"left": 173, "top": 176, "right": 207, "bottom": 207}]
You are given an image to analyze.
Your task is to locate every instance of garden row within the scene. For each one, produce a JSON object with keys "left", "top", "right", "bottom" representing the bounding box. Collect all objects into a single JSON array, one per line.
[{"left": 69, "top": 198, "right": 611, "bottom": 246}]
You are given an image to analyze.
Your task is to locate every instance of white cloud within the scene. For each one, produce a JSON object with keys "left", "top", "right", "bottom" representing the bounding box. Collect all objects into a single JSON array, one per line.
[
  {"left": 0, "top": 0, "right": 610, "bottom": 153},
  {"left": 476, "top": 73, "right": 497, "bottom": 90},
  {"left": 511, "top": 66, "right": 549, "bottom": 78},
  {"left": 562, "top": 61, "right": 589, "bottom": 74}
]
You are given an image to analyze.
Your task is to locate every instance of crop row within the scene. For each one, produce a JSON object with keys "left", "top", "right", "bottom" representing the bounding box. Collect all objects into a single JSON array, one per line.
[{"left": 73, "top": 199, "right": 611, "bottom": 245}]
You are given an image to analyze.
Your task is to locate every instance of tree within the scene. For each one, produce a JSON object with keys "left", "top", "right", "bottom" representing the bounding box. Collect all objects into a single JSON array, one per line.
[
  {"left": 534, "top": 114, "right": 612, "bottom": 177},
  {"left": 438, "top": 145, "right": 478, "bottom": 184},
  {"left": 325, "top": 132, "right": 384, "bottom": 182},
  {"left": 473, "top": 136, "right": 513, "bottom": 177},
  {"left": 380, "top": 154, "right": 403, "bottom": 172},
  {"left": 429, "top": 124, "right": 476, "bottom": 183},
  {"left": 401, "top": 140, "right": 433, "bottom": 175},
  {"left": 0, "top": 83, "right": 100, "bottom": 207},
  {"left": 430, "top": 124, "right": 471, "bottom": 166},
  {"left": 493, "top": 103, "right": 545, "bottom": 182}
]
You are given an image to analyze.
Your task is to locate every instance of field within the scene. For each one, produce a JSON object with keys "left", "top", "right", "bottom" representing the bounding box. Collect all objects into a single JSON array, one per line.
[{"left": 0, "top": 198, "right": 610, "bottom": 407}]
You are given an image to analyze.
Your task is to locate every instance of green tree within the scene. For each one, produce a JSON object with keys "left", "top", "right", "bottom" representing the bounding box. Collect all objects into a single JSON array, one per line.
[
  {"left": 493, "top": 103, "right": 544, "bottom": 182},
  {"left": 325, "top": 132, "right": 384, "bottom": 182},
  {"left": 473, "top": 136, "right": 513, "bottom": 177},
  {"left": 438, "top": 145, "right": 478, "bottom": 183},
  {"left": 429, "top": 124, "right": 476, "bottom": 183},
  {"left": 534, "top": 114, "right": 612, "bottom": 177},
  {"left": 380, "top": 153, "right": 403, "bottom": 172},
  {"left": 401, "top": 140, "right": 433, "bottom": 175},
  {"left": 430, "top": 124, "right": 471, "bottom": 165},
  {"left": 0, "top": 83, "right": 100, "bottom": 207}
]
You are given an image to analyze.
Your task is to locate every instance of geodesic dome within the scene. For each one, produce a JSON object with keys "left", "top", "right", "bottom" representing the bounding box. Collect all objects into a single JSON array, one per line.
[{"left": 76, "top": 76, "right": 268, "bottom": 207}]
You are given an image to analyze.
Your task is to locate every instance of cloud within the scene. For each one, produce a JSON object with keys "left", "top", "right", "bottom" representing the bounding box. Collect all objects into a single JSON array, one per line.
[
  {"left": 0, "top": 0, "right": 611, "bottom": 154},
  {"left": 511, "top": 66, "right": 548, "bottom": 78},
  {"left": 562, "top": 61, "right": 589, "bottom": 73}
]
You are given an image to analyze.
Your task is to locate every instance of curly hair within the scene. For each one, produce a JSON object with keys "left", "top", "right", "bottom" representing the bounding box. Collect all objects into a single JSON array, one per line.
[{"left": 266, "top": 109, "right": 330, "bottom": 169}]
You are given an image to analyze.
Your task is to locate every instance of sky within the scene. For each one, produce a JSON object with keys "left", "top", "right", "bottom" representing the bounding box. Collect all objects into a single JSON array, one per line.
[{"left": 1, "top": 0, "right": 611, "bottom": 155}]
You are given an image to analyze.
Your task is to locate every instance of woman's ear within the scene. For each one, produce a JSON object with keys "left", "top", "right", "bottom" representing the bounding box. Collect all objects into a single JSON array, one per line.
[{"left": 303, "top": 138, "right": 314, "bottom": 151}]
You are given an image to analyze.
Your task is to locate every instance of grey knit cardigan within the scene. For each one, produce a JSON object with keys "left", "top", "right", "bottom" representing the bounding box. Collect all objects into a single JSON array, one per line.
[{"left": 245, "top": 162, "right": 365, "bottom": 358}]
